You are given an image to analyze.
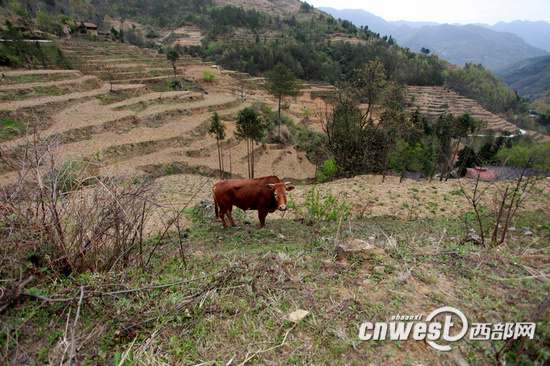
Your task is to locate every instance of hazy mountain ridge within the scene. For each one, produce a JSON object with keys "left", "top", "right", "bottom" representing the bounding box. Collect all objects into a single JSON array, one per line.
[
  {"left": 494, "top": 55, "right": 550, "bottom": 101},
  {"left": 485, "top": 20, "right": 550, "bottom": 53},
  {"left": 319, "top": 7, "right": 550, "bottom": 69}
]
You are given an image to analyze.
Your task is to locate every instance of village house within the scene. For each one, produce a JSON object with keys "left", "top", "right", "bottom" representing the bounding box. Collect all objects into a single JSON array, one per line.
[
  {"left": 75, "top": 22, "right": 111, "bottom": 38},
  {"left": 76, "top": 22, "right": 98, "bottom": 35}
]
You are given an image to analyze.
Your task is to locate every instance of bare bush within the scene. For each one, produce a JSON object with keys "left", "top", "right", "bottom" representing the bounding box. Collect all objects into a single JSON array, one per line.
[
  {"left": 458, "top": 143, "right": 548, "bottom": 246},
  {"left": 1, "top": 126, "right": 157, "bottom": 278}
]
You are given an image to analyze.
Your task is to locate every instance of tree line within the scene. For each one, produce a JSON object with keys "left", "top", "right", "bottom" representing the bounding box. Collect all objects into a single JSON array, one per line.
[{"left": 204, "top": 61, "right": 531, "bottom": 183}]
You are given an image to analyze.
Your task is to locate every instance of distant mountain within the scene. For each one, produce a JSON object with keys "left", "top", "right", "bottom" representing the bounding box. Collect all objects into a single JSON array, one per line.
[
  {"left": 395, "top": 23, "right": 548, "bottom": 69},
  {"left": 319, "top": 7, "right": 549, "bottom": 69},
  {"left": 486, "top": 21, "right": 550, "bottom": 52},
  {"left": 317, "top": 8, "right": 395, "bottom": 34},
  {"left": 494, "top": 56, "right": 550, "bottom": 101}
]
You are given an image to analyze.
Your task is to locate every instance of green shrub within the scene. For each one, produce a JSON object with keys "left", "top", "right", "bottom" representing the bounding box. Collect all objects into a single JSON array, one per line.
[
  {"left": 289, "top": 187, "right": 352, "bottom": 222},
  {"left": 202, "top": 70, "right": 216, "bottom": 82},
  {"left": 495, "top": 141, "right": 550, "bottom": 169},
  {"left": 0, "top": 118, "right": 22, "bottom": 139},
  {"left": 318, "top": 158, "right": 337, "bottom": 182}
]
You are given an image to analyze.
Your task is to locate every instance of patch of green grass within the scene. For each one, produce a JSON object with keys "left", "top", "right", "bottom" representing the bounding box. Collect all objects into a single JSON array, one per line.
[
  {"left": 0, "top": 83, "right": 98, "bottom": 102},
  {"left": 0, "top": 118, "right": 24, "bottom": 139},
  {"left": 98, "top": 43, "right": 123, "bottom": 48},
  {"left": 0, "top": 72, "right": 75, "bottom": 85}
]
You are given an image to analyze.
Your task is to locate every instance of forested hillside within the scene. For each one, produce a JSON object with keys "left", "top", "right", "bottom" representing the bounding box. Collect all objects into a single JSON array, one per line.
[
  {"left": 446, "top": 62, "right": 522, "bottom": 114},
  {"left": 496, "top": 56, "right": 550, "bottom": 102},
  {"left": 1, "top": 0, "right": 523, "bottom": 116}
]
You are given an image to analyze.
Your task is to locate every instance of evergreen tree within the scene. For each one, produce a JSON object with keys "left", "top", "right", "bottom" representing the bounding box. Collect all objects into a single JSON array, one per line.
[
  {"left": 444, "top": 113, "right": 477, "bottom": 181},
  {"left": 433, "top": 113, "right": 456, "bottom": 180},
  {"left": 235, "top": 108, "right": 265, "bottom": 178},
  {"left": 166, "top": 48, "right": 179, "bottom": 77}
]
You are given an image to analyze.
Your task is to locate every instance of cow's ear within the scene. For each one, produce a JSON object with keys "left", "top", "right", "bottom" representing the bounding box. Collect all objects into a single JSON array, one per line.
[
  {"left": 286, "top": 186, "right": 295, "bottom": 192},
  {"left": 266, "top": 183, "right": 275, "bottom": 191}
]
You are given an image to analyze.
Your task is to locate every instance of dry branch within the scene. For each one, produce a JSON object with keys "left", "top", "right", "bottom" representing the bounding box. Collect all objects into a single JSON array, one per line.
[{"left": 21, "top": 264, "right": 244, "bottom": 303}]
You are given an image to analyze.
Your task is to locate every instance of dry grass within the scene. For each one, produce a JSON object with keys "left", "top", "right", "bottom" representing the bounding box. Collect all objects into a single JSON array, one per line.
[{"left": 2, "top": 192, "right": 549, "bottom": 365}]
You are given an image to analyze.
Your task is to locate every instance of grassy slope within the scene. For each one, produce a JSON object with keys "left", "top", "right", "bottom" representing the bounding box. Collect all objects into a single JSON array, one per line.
[
  {"left": 0, "top": 5, "right": 549, "bottom": 365},
  {"left": 5, "top": 203, "right": 549, "bottom": 365}
]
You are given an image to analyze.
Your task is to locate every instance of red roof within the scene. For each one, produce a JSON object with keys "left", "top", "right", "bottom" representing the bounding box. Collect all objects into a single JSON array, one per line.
[{"left": 466, "top": 167, "right": 499, "bottom": 181}]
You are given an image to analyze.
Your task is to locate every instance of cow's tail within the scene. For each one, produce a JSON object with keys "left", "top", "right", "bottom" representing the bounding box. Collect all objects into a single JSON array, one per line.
[{"left": 212, "top": 186, "right": 219, "bottom": 219}]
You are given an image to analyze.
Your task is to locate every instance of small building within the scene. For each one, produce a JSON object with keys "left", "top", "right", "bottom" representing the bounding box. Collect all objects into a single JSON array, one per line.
[
  {"left": 97, "top": 30, "right": 112, "bottom": 38},
  {"left": 76, "top": 22, "right": 98, "bottom": 35}
]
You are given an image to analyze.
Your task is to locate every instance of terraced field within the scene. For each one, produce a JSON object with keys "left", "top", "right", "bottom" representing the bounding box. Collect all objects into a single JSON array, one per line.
[
  {"left": 4, "top": 38, "right": 534, "bottom": 189},
  {"left": 0, "top": 40, "right": 326, "bottom": 187},
  {"left": 406, "top": 86, "right": 519, "bottom": 133}
]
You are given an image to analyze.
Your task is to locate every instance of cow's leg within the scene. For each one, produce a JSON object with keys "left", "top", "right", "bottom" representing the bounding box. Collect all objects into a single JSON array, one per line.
[
  {"left": 226, "top": 206, "right": 237, "bottom": 226},
  {"left": 258, "top": 208, "right": 268, "bottom": 229},
  {"left": 218, "top": 208, "right": 228, "bottom": 228}
]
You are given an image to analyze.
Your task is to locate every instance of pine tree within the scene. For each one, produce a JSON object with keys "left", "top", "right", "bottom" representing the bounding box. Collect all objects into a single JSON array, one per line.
[{"left": 166, "top": 48, "right": 179, "bottom": 77}]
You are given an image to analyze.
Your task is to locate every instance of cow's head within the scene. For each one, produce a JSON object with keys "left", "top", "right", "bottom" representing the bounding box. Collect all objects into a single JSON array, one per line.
[{"left": 267, "top": 182, "right": 294, "bottom": 211}]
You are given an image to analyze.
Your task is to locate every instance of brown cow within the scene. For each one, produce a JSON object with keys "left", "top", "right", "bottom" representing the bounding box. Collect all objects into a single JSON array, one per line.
[{"left": 212, "top": 175, "right": 294, "bottom": 228}]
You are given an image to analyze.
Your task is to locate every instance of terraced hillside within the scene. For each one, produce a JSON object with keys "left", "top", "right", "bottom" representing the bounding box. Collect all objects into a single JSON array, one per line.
[
  {"left": 0, "top": 40, "right": 324, "bottom": 186},
  {"left": 406, "top": 86, "right": 519, "bottom": 133},
  {"left": 3, "top": 38, "right": 542, "bottom": 190}
]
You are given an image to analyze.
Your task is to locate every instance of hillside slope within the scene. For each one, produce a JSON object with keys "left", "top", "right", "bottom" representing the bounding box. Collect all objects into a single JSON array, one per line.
[
  {"left": 0, "top": 39, "right": 324, "bottom": 185},
  {"left": 406, "top": 86, "right": 519, "bottom": 133},
  {"left": 495, "top": 56, "right": 550, "bottom": 102}
]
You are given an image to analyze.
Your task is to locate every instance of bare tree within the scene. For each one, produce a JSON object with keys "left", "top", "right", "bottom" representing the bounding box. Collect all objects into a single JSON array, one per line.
[
  {"left": 233, "top": 74, "right": 255, "bottom": 101},
  {"left": 458, "top": 142, "right": 548, "bottom": 246},
  {"left": 0, "top": 123, "right": 157, "bottom": 277},
  {"left": 94, "top": 62, "right": 117, "bottom": 92}
]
